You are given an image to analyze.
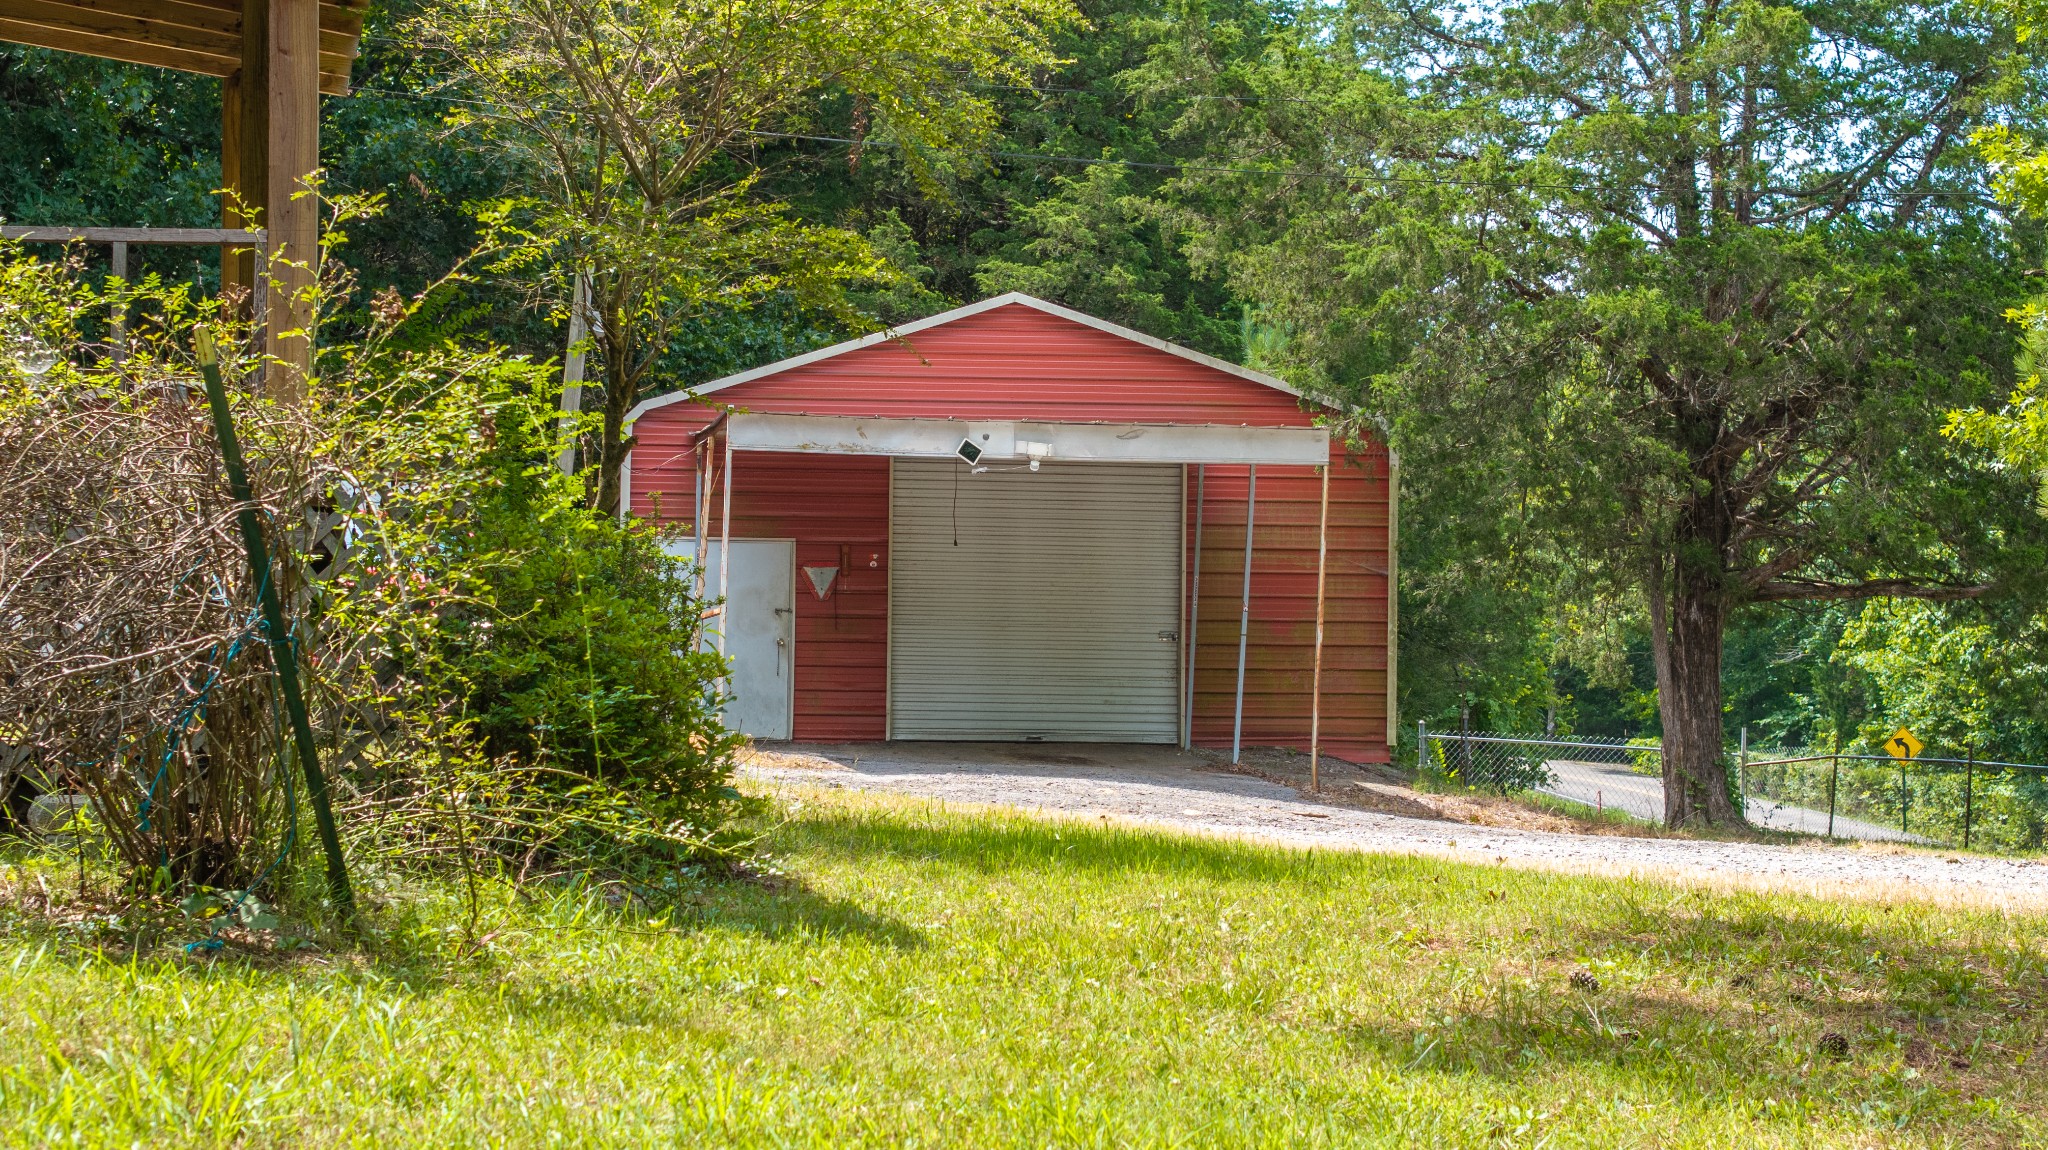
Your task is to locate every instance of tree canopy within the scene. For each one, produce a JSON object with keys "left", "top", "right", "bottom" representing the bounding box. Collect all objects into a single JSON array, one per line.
[{"left": 1148, "top": 0, "right": 2048, "bottom": 821}]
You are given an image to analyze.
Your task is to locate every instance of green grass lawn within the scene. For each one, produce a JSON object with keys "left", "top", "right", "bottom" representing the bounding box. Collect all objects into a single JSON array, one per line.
[{"left": 2, "top": 788, "right": 2045, "bottom": 1147}]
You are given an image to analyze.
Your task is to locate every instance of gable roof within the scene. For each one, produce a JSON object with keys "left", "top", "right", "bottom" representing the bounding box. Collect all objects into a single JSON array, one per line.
[{"left": 624, "top": 292, "right": 1300, "bottom": 425}]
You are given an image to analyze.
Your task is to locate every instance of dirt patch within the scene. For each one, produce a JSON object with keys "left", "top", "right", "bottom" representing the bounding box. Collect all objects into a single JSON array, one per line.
[
  {"left": 1199, "top": 747, "right": 1670, "bottom": 837},
  {"left": 739, "top": 745, "right": 855, "bottom": 773}
]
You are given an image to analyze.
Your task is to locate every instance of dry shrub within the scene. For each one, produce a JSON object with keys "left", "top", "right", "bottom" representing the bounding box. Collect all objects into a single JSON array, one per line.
[
  {"left": 0, "top": 235, "right": 746, "bottom": 910},
  {"left": 0, "top": 256, "right": 318, "bottom": 888}
]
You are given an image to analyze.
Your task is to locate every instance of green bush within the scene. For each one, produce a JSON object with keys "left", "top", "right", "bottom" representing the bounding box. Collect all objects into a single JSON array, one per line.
[{"left": 447, "top": 400, "right": 740, "bottom": 828}]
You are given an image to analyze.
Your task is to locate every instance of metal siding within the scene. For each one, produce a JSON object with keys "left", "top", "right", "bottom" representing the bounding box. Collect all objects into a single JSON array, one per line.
[
  {"left": 889, "top": 460, "right": 1183, "bottom": 742},
  {"left": 1186, "top": 444, "right": 1393, "bottom": 763},
  {"left": 625, "top": 301, "right": 1394, "bottom": 762},
  {"left": 635, "top": 305, "right": 1316, "bottom": 429},
  {"left": 637, "top": 449, "right": 890, "bottom": 742}
]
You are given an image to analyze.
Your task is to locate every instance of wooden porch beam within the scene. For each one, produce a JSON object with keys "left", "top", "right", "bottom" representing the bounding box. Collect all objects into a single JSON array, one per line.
[
  {"left": 2, "top": 225, "right": 264, "bottom": 242},
  {"left": 0, "top": 11, "right": 231, "bottom": 72},
  {"left": 0, "top": 0, "right": 363, "bottom": 92},
  {"left": 264, "top": 0, "right": 318, "bottom": 396}
]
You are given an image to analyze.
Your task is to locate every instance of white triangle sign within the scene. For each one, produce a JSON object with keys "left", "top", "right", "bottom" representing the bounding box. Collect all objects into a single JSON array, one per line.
[{"left": 803, "top": 565, "right": 839, "bottom": 600}]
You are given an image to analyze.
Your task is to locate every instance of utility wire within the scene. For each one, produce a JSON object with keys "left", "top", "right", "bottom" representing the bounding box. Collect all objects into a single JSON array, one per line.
[{"left": 348, "top": 84, "right": 1989, "bottom": 202}]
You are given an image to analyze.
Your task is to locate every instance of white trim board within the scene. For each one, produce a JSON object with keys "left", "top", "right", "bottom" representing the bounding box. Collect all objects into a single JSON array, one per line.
[
  {"left": 624, "top": 292, "right": 1305, "bottom": 426},
  {"left": 724, "top": 413, "right": 1329, "bottom": 466}
]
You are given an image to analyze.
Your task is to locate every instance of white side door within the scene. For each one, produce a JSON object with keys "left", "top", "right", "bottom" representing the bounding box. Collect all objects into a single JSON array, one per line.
[{"left": 664, "top": 538, "right": 795, "bottom": 740}]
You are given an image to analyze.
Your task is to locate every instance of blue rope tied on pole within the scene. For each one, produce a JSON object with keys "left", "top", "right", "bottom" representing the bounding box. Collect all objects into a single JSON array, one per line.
[{"left": 136, "top": 593, "right": 267, "bottom": 842}]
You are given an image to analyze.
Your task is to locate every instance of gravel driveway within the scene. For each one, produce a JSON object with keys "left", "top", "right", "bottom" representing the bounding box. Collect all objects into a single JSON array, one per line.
[{"left": 744, "top": 742, "right": 2048, "bottom": 910}]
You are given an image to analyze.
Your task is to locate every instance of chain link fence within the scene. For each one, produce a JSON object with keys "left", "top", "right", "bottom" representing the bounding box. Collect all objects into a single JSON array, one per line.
[
  {"left": 1740, "top": 748, "right": 2048, "bottom": 851},
  {"left": 1417, "top": 724, "right": 2048, "bottom": 849},
  {"left": 1418, "top": 727, "right": 1668, "bottom": 821}
]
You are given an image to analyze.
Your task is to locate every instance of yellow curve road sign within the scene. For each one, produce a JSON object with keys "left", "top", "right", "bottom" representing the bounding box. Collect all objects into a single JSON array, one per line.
[{"left": 1886, "top": 727, "right": 1924, "bottom": 760}]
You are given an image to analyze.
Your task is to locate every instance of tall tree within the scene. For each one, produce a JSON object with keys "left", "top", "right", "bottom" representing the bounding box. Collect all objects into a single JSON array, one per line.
[
  {"left": 1957, "top": 0, "right": 2048, "bottom": 515},
  {"left": 1163, "top": 0, "right": 2048, "bottom": 823},
  {"left": 418, "top": 0, "right": 1076, "bottom": 515}
]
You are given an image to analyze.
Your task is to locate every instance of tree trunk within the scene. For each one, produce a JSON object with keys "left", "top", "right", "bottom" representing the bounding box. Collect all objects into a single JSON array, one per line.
[
  {"left": 593, "top": 304, "right": 636, "bottom": 519},
  {"left": 593, "top": 348, "right": 634, "bottom": 519},
  {"left": 1652, "top": 555, "right": 1741, "bottom": 827}
]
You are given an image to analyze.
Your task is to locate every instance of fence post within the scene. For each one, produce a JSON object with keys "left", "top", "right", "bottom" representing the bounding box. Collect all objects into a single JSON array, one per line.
[
  {"left": 1417, "top": 720, "right": 1427, "bottom": 775},
  {"left": 1964, "top": 743, "right": 1975, "bottom": 850},
  {"left": 1828, "top": 730, "right": 1840, "bottom": 839},
  {"left": 1901, "top": 756, "right": 1909, "bottom": 836},
  {"left": 1738, "top": 726, "right": 1748, "bottom": 816},
  {"left": 195, "top": 331, "right": 354, "bottom": 923},
  {"left": 1458, "top": 708, "right": 1474, "bottom": 785}
]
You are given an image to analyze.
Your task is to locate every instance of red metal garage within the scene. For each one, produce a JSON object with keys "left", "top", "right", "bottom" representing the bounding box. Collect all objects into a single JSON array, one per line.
[{"left": 625, "top": 293, "right": 1397, "bottom": 765}]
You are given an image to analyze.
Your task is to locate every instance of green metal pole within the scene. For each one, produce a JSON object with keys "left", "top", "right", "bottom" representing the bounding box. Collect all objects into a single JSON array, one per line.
[
  {"left": 1964, "top": 744, "right": 1974, "bottom": 850},
  {"left": 1828, "top": 730, "right": 1839, "bottom": 840},
  {"left": 195, "top": 330, "right": 355, "bottom": 922}
]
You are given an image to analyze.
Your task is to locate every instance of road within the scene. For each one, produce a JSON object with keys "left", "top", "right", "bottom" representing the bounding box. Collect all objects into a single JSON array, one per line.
[{"left": 1539, "top": 759, "right": 1930, "bottom": 843}]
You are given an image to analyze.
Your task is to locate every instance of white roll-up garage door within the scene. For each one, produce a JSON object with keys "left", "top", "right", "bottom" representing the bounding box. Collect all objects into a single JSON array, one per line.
[{"left": 890, "top": 459, "right": 1183, "bottom": 742}]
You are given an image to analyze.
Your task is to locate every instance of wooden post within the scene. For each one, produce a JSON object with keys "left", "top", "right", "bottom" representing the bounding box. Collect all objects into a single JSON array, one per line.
[
  {"left": 222, "top": 0, "right": 267, "bottom": 302},
  {"left": 1309, "top": 460, "right": 1330, "bottom": 791},
  {"left": 265, "top": 0, "right": 320, "bottom": 397}
]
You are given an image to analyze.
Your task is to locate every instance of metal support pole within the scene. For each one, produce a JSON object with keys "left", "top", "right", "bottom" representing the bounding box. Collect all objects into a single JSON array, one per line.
[
  {"left": 194, "top": 330, "right": 353, "bottom": 921},
  {"left": 718, "top": 433, "right": 733, "bottom": 659},
  {"left": 1182, "top": 464, "right": 1205, "bottom": 750},
  {"left": 1901, "top": 757, "right": 1909, "bottom": 835},
  {"left": 1418, "top": 719, "right": 1426, "bottom": 775},
  {"left": 1964, "top": 743, "right": 1975, "bottom": 850},
  {"left": 1738, "top": 726, "right": 1748, "bottom": 818},
  {"left": 1231, "top": 464, "right": 1257, "bottom": 764},
  {"left": 693, "top": 440, "right": 708, "bottom": 602},
  {"left": 1309, "top": 461, "right": 1330, "bottom": 791}
]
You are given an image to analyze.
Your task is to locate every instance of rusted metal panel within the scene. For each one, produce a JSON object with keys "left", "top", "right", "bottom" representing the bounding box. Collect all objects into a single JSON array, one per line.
[{"left": 628, "top": 300, "right": 1395, "bottom": 762}]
